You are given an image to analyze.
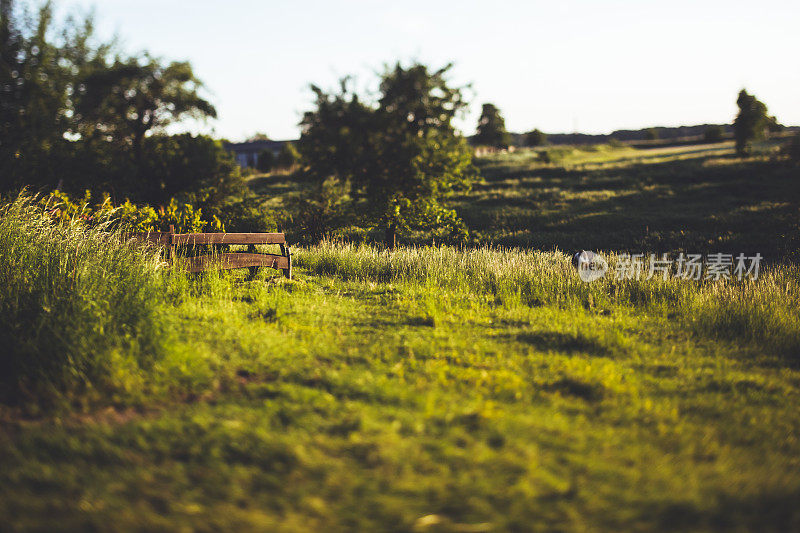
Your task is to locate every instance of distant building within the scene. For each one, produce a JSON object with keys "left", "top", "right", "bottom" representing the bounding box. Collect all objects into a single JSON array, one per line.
[{"left": 224, "top": 140, "right": 288, "bottom": 169}]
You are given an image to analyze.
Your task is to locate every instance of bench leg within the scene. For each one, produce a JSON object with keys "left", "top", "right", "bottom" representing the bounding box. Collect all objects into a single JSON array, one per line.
[
  {"left": 283, "top": 245, "right": 292, "bottom": 280},
  {"left": 247, "top": 244, "right": 259, "bottom": 280}
]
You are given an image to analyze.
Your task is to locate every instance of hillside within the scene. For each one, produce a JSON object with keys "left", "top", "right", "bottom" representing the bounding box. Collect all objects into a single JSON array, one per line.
[{"left": 1, "top": 142, "right": 799, "bottom": 531}]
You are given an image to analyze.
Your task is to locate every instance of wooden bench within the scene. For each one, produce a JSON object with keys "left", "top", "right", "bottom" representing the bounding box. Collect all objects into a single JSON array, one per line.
[{"left": 131, "top": 226, "right": 292, "bottom": 279}]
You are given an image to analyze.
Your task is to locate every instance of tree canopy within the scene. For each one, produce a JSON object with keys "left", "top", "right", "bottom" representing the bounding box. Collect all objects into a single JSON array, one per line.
[
  {"left": 473, "top": 103, "right": 511, "bottom": 148},
  {"left": 0, "top": 0, "right": 224, "bottom": 202},
  {"left": 298, "top": 62, "right": 476, "bottom": 247},
  {"left": 733, "top": 89, "right": 776, "bottom": 156},
  {"left": 74, "top": 54, "right": 216, "bottom": 160},
  {"left": 524, "top": 128, "right": 547, "bottom": 147}
]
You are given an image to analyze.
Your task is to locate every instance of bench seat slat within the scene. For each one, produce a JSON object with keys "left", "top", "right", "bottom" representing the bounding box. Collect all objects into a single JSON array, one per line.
[
  {"left": 172, "top": 233, "right": 286, "bottom": 245},
  {"left": 181, "top": 253, "right": 289, "bottom": 273}
]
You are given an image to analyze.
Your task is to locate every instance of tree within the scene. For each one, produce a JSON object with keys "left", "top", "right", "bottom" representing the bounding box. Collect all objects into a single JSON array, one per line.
[
  {"left": 299, "top": 62, "right": 475, "bottom": 248},
  {"left": 473, "top": 103, "right": 511, "bottom": 148},
  {"left": 733, "top": 89, "right": 770, "bottom": 156},
  {"left": 0, "top": 0, "right": 111, "bottom": 190},
  {"left": 525, "top": 129, "right": 547, "bottom": 147},
  {"left": 74, "top": 54, "right": 216, "bottom": 164},
  {"left": 137, "top": 133, "right": 245, "bottom": 207},
  {"left": 247, "top": 132, "right": 271, "bottom": 142},
  {"left": 286, "top": 177, "right": 352, "bottom": 244}
]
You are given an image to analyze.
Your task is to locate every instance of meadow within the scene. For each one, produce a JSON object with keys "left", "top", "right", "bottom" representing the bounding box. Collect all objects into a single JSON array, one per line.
[{"left": 1, "top": 142, "right": 799, "bottom": 531}]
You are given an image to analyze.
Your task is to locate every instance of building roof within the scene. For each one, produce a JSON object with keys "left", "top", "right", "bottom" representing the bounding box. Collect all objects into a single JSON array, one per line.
[{"left": 223, "top": 140, "right": 291, "bottom": 152}]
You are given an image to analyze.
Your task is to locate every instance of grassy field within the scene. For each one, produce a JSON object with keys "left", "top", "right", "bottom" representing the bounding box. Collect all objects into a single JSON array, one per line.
[{"left": 1, "top": 143, "right": 799, "bottom": 531}]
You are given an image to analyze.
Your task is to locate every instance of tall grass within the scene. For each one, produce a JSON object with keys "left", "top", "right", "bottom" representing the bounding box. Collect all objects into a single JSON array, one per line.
[
  {"left": 297, "top": 242, "right": 800, "bottom": 354},
  {"left": 0, "top": 197, "right": 168, "bottom": 406}
]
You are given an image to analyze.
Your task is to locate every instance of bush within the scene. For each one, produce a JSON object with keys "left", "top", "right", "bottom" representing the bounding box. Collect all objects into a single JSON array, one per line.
[
  {"left": 524, "top": 129, "right": 547, "bottom": 147},
  {"left": 0, "top": 196, "right": 168, "bottom": 407},
  {"left": 286, "top": 177, "right": 352, "bottom": 244},
  {"left": 140, "top": 134, "right": 247, "bottom": 208},
  {"left": 39, "top": 190, "right": 220, "bottom": 233}
]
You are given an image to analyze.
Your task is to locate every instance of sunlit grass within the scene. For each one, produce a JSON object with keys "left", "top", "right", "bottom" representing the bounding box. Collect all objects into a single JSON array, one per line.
[{"left": 1, "top": 144, "right": 799, "bottom": 530}]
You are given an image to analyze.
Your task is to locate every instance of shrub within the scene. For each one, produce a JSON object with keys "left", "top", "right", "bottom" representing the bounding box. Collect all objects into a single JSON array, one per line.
[
  {"left": 39, "top": 190, "right": 219, "bottom": 233},
  {"left": 525, "top": 129, "right": 547, "bottom": 147},
  {"left": 286, "top": 177, "right": 352, "bottom": 244}
]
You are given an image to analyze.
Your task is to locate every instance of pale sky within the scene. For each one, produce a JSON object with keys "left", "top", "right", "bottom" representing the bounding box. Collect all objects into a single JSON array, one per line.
[{"left": 62, "top": 0, "right": 799, "bottom": 141}]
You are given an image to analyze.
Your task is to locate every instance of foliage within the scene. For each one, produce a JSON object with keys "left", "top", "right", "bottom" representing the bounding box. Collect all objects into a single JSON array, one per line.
[
  {"left": 74, "top": 53, "right": 216, "bottom": 161},
  {"left": 524, "top": 128, "right": 547, "bottom": 147},
  {"left": 213, "top": 195, "right": 276, "bottom": 233},
  {"left": 138, "top": 133, "right": 247, "bottom": 207},
  {"left": 0, "top": 0, "right": 220, "bottom": 207},
  {"left": 298, "top": 62, "right": 476, "bottom": 248},
  {"left": 0, "top": 0, "right": 110, "bottom": 190},
  {"left": 285, "top": 176, "right": 352, "bottom": 244},
  {"left": 38, "top": 189, "right": 218, "bottom": 233},
  {"left": 733, "top": 89, "right": 770, "bottom": 156},
  {"left": 157, "top": 198, "right": 213, "bottom": 233},
  {"left": 246, "top": 132, "right": 271, "bottom": 141},
  {"left": 473, "top": 103, "right": 511, "bottom": 148}
]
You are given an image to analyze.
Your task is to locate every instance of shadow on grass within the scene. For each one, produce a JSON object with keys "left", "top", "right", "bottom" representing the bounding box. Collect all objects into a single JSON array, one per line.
[
  {"left": 649, "top": 487, "right": 800, "bottom": 531},
  {"left": 458, "top": 155, "right": 799, "bottom": 259},
  {"left": 516, "top": 331, "right": 611, "bottom": 357}
]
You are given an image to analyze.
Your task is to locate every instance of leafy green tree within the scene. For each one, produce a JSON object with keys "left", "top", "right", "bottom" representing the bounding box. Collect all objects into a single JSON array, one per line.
[
  {"left": 473, "top": 103, "right": 511, "bottom": 148},
  {"left": 524, "top": 129, "right": 547, "bottom": 147},
  {"left": 299, "top": 62, "right": 475, "bottom": 248},
  {"left": 733, "top": 89, "right": 770, "bottom": 156},
  {"left": 285, "top": 177, "right": 352, "bottom": 244},
  {"left": 247, "top": 132, "right": 271, "bottom": 142},
  {"left": 74, "top": 54, "right": 216, "bottom": 163},
  {"left": 138, "top": 133, "right": 246, "bottom": 209},
  {"left": 0, "top": 0, "right": 110, "bottom": 190}
]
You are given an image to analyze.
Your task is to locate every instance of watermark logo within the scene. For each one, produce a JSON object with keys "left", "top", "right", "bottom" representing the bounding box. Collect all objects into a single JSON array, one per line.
[
  {"left": 572, "top": 251, "right": 608, "bottom": 282},
  {"left": 573, "top": 252, "right": 762, "bottom": 282}
]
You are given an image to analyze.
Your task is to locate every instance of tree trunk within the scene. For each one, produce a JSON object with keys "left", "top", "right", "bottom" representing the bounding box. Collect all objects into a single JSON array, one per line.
[{"left": 385, "top": 223, "right": 397, "bottom": 250}]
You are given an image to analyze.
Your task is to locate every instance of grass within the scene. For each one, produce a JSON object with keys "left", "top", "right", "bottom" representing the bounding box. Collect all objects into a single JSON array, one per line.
[
  {"left": 1, "top": 144, "right": 800, "bottom": 531},
  {"left": 459, "top": 141, "right": 799, "bottom": 259},
  {"left": 0, "top": 198, "right": 168, "bottom": 408}
]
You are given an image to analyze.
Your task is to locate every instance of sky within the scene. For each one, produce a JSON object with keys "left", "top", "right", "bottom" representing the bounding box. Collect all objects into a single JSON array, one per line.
[{"left": 61, "top": 0, "right": 799, "bottom": 142}]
